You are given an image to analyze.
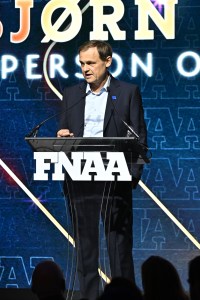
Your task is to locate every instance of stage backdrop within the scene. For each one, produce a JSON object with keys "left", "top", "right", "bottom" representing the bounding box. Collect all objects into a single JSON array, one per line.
[{"left": 0, "top": 0, "right": 200, "bottom": 292}]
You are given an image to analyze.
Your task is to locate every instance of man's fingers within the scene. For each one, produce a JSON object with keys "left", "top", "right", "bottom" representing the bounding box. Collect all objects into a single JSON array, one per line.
[{"left": 57, "top": 129, "right": 74, "bottom": 137}]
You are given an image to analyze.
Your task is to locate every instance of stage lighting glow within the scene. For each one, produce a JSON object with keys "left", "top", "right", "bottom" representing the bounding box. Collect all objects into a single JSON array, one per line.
[
  {"left": 177, "top": 51, "right": 200, "bottom": 77},
  {"left": 0, "top": 21, "right": 3, "bottom": 38},
  {"left": 151, "top": 0, "right": 165, "bottom": 13}
]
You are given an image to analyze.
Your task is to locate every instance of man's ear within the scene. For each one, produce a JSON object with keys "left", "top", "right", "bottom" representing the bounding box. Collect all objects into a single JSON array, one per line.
[{"left": 105, "top": 56, "right": 112, "bottom": 68}]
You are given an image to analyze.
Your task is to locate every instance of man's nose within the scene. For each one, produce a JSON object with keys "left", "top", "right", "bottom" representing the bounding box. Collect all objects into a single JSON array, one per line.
[{"left": 82, "top": 64, "right": 89, "bottom": 72}]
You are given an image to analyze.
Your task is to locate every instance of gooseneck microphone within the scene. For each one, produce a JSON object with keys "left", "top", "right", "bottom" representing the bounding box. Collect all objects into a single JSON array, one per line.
[
  {"left": 107, "top": 87, "right": 139, "bottom": 140},
  {"left": 25, "top": 91, "right": 89, "bottom": 138},
  {"left": 25, "top": 112, "right": 60, "bottom": 138}
]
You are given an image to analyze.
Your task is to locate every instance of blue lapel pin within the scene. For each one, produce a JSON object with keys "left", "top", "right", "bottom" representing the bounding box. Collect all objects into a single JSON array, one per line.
[{"left": 112, "top": 96, "right": 117, "bottom": 100}]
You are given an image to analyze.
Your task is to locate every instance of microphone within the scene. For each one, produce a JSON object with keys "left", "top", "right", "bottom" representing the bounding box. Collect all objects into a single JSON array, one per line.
[
  {"left": 25, "top": 111, "right": 60, "bottom": 138},
  {"left": 25, "top": 91, "right": 89, "bottom": 138},
  {"left": 107, "top": 87, "right": 139, "bottom": 140}
]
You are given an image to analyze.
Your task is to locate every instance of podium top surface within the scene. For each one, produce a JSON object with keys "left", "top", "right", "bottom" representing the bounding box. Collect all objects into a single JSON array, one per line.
[{"left": 25, "top": 137, "right": 150, "bottom": 163}]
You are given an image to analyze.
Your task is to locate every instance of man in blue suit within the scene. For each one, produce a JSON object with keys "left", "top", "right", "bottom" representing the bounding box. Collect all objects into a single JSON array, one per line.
[{"left": 57, "top": 40, "right": 147, "bottom": 300}]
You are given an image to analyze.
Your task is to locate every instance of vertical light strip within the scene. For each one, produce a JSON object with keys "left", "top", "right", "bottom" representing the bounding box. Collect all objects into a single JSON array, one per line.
[{"left": 138, "top": 180, "right": 200, "bottom": 249}]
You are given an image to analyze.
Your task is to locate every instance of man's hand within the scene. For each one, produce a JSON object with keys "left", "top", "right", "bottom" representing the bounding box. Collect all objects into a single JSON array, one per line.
[{"left": 57, "top": 129, "right": 74, "bottom": 137}]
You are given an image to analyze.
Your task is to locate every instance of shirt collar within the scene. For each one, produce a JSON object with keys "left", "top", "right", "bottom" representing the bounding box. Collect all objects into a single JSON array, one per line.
[{"left": 86, "top": 75, "right": 111, "bottom": 95}]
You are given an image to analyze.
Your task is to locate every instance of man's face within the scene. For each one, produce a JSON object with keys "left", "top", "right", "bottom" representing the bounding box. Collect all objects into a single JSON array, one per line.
[{"left": 79, "top": 47, "right": 112, "bottom": 89}]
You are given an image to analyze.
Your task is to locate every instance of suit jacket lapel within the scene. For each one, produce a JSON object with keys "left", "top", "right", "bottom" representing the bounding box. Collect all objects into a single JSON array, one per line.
[{"left": 103, "top": 77, "right": 120, "bottom": 133}]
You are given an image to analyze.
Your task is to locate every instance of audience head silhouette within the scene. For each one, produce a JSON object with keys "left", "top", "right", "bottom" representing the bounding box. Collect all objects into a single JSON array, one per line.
[
  {"left": 31, "top": 260, "right": 66, "bottom": 300},
  {"left": 98, "top": 276, "right": 143, "bottom": 300},
  {"left": 141, "top": 255, "right": 188, "bottom": 300},
  {"left": 188, "top": 255, "right": 200, "bottom": 300}
]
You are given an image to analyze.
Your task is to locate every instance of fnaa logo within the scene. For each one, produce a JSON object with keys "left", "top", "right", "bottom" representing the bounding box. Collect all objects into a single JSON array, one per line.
[{"left": 33, "top": 152, "right": 132, "bottom": 181}]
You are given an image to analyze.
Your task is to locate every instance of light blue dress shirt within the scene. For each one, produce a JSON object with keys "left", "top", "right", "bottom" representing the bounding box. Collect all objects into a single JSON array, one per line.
[{"left": 83, "top": 77, "right": 110, "bottom": 137}]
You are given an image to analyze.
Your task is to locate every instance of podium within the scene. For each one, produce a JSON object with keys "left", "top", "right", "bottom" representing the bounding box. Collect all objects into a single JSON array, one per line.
[{"left": 25, "top": 136, "right": 150, "bottom": 297}]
